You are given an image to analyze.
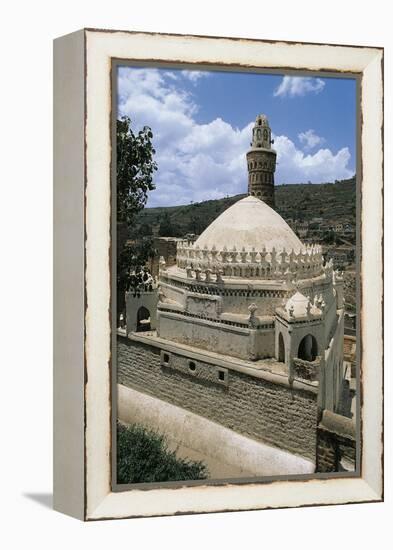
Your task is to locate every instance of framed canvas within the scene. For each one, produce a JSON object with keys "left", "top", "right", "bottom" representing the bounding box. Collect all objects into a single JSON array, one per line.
[{"left": 53, "top": 28, "right": 383, "bottom": 521}]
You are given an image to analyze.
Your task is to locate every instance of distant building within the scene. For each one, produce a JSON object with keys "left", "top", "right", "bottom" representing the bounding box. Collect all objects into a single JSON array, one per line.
[
  {"left": 343, "top": 224, "right": 355, "bottom": 238},
  {"left": 297, "top": 227, "right": 308, "bottom": 238},
  {"left": 147, "top": 236, "right": 184, "bottom": 277},
  {"left": 343, "top": 334, "right": 357, "bottom": 379},
  {"left": 326, "top": 250, "right": 349, "bottom": 267},
  {"left": 183, "top": 233, "right": 198, "bottom": 243},
  {"left": 344, "top": 311, "right": 356, "bottom": 336}
]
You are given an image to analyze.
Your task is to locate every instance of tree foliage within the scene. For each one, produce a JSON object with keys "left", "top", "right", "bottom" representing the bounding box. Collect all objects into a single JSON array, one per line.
[
  {"left": 322, "top": 230, "right": 336, "bottom": 244},
  {"left": 139, "top": 222, "right": 153, "bottom": 237},
  {"left": 117, "top": 422, "right": 208, "bottom": 484},
  {"left": 116, "top": 116, "right": 157, "bottom": 319},
  {"left": 117, "top": 116, "right": 157, "bottom": 226},
  {"left": 158, "top": 211, "right": 182, "bottom": 237},
  {"left": 117, "top": 238, "right": 156, "bottom": 298}
]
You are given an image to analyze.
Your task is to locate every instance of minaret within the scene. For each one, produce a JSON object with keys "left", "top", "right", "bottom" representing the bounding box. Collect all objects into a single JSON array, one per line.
[{"left": 247, "top": 114, "right": 277, "bottom": 208}]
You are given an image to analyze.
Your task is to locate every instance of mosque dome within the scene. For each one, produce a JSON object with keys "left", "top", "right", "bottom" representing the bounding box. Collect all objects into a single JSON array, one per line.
[
  {"left": 194, "top": 195, "right": 304, "bottom": 253},
  {"left": 285, "top": 291, "right": 310, "bottom": 317},
  {"left": 284, "top": 291, "right": 323, "bottom": 318}
]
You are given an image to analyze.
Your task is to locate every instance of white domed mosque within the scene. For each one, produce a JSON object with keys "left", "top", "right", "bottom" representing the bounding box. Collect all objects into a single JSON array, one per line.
[
  {"left": 157, "top": 115, "right": 344, "bottom": 414},
  {"left": 119, "top": 114, "right": 349, "bottom": 475}
]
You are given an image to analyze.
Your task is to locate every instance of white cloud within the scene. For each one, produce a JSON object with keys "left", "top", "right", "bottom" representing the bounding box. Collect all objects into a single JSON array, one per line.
[
  {"left": 298, "top": 129, "right": 325, "bottom": 150},
  {"left": 274, "top": 134, "right": 353, "bottom": 183},
  {"left": 118, "top": 67, "right": 250, "bottom": 206},
  {"left": 181, "top": 70, "right": 210, "bottom": 83},
  {"left": 118, "top": 68, "right": 353, "bottom": 206},
  {"left": 163, "top": 71, "right": 179, "bottom": 80},
  {"left": 274, "top": 76, "right": 325, "bottom": 98}
]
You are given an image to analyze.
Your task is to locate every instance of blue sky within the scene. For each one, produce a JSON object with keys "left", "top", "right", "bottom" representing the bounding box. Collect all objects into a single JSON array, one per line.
[{"left": 118, "top": 66, "right": 356, "bottom": 207}]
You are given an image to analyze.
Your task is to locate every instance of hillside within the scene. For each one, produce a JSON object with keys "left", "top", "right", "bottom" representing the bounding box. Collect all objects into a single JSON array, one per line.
[
  {"left": 136, "top": 176, "right": 356, "bottom": 238},
  {"left": 275, "top": 177, "right": 356, "bottom": 223}
]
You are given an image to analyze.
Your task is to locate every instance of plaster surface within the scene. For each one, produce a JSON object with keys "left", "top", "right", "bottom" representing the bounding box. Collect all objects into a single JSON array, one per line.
[{"left": 195, "top": 195, "right": 303, "bottom": 252}]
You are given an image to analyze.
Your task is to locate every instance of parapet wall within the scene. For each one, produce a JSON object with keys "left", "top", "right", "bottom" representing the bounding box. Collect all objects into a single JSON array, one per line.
[
  {"left": 158, "top": 309, "right": 275, "bottom": 360},
  {"left": 117, "top": 335, "right": 319, "bottom": 461}
]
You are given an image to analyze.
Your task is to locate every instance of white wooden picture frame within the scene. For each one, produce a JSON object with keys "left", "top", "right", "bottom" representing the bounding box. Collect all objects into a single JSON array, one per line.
[{"left": 53, "top": 28, "right": 383, "bottom": 521}]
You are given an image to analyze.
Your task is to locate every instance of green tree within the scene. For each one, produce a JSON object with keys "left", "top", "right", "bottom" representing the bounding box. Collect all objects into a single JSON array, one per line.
[
  {"left": 117, "top": 116, "right": 157, "bottom": 324},
  {"left": 117, "top": 116, "right": 157, "bottom": 227},
  {"left": 158, "top": 211, "right": 174, "bottom": 236},
  {"left": 323, "top": 230, "right": 336, "bottom": 244},
  {"left": 117, "top": 422, "right": 208, "bottom": 483},
  {"left": 188, "top": 214, "right": 203, "bottom": 235},
  {"left": 139, "top": 222, "right": 153, "bottom": 237}
]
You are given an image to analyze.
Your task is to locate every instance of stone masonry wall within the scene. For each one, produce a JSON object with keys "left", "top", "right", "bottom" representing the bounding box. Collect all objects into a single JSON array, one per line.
[
  {"left": 118, "top": 336, "right": 319, "bottom": 461},
  {"left": 316, "top": 411, "right": 356, "bottom": 472},
  {"left": 316, "top": 427, "right": 356, "bottom": 472}
]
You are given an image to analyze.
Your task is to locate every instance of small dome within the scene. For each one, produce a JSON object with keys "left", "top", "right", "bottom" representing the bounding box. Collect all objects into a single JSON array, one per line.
[
  {"left": 285, "top": 291, "right": 310, "bottom": 317},
  {"left": 285, "top": 291, "right": 322, "bottom": 318},
  {"left": 194, "top": 196, "right": 304, "bottom": 253}
]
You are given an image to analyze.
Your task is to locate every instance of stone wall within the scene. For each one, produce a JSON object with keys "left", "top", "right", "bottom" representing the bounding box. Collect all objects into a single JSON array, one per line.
[
  {"left": 316, "top": 410, "right": 356, "bottom": 472},
  {"left": 117, "top": 335, "right": 319, "bottom": 461}
]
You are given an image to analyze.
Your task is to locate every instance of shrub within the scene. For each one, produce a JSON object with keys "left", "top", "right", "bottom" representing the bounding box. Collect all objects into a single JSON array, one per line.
[{"left": 117, "top": 422, "right": 209, "bottom": 484}]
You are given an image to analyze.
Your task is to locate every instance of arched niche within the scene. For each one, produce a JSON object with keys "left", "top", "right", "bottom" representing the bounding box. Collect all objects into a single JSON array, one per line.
[
  {"left": 298, "top": 334, "right": 318, "bottom": 361},
  {"left": 136, "top": 306, "right": 151, "bottom": 332},
  {"left": 278, "top": 332, "right": 285, "bottom": 362}
]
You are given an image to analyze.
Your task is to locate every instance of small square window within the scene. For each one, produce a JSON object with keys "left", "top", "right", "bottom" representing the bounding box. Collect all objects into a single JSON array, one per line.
[
  {"left": 163, "top": 353, "right": 170, "bottom": 364},
  {"left": 218, "top": 370, "right": 225, "bottom": 381}
]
